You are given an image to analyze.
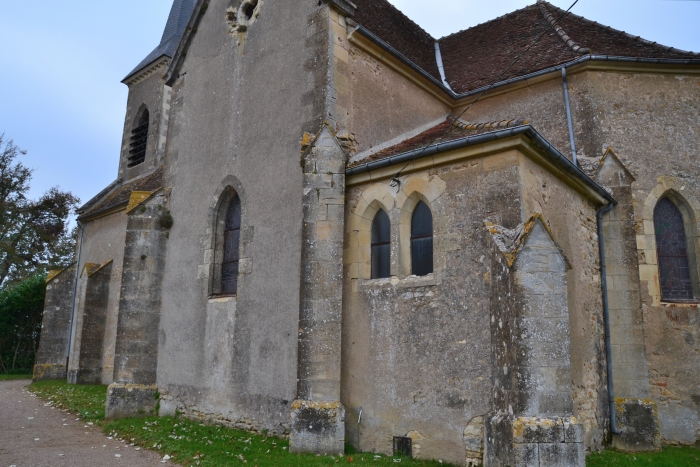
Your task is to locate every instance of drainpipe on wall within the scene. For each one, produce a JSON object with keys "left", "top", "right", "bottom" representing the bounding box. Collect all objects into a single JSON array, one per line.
[
  {"left": 562, "top": 68, "right": 578, "bottom": 166},
  {"left": 66, "top": 221, "right": 84, "bottom": 373},
  {"left": 597, "top": 202, "right": 622, "bottom": 436}
]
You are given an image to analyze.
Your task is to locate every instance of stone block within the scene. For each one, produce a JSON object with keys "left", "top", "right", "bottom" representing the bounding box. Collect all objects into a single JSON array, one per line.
[
  {"left": 289, "top": 400, "right": 345, "bottom": 455},
  {"left": 513, "top": 443, "right": 539, "bottom": 467},
  {"left": 538, "top": 442, "right": 585, "bottom": 467},
  {"left": 513, "top": 417, "right": 564, "bottom": 444},
  {"left": 33, "top": 363, "right": 67, "bottom": 382},
  {"left": 613, "top": 398, "right": 661, "bottom": 452},
  {"left": 105, "top": 383, "right": 159, "bottom": 420}
]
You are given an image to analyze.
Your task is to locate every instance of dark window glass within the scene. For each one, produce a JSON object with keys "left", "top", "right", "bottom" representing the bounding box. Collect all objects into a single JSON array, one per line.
[
  {"left": 654, "top": 197, "right": 693, "bottom": 301},
  {"left": 371, "top": 210, "right": 391, "bottom": 279},
  {"left": 221, "top": 194, "right": 241, "bottom": 295},
  {"left": 411, "top": 201, "right": 433, "bottom": 276},
  {"left": 128, "top": 109, "right": 149, "bottom": 168}
]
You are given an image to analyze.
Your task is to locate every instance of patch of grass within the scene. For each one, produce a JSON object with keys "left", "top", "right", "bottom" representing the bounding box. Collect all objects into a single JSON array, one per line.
[
  {"left": 30, "top": 381, "right": 454, "bottom": 466},
  {"left": 0, "top": 373, "right": 32, "bottom": 381},
  {"left": 28, "top": 380, "right": 108, "bottom": 421},
  {"left": 587, "top": 446, "right": 700, "bottom": 466},
  {"left": 106, "top": 417, "right": 453, "bottom": 466}
]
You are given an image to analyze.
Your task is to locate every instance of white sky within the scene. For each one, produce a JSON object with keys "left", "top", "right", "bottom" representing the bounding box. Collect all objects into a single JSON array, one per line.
[{"left": 0, "top": 0, "right": 698, "bottom": 205}]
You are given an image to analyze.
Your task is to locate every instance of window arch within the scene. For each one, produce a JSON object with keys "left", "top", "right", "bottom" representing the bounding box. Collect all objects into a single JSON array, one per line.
[
  {"left": 128, "top": 108, "right": 149, "bottom": 167},
  {"left": 654, "top": 197, "right": 694, "bottom": 301},
  {"left": 371, "top": 210, "right": 391, "bottom": 279},
  {"left": 411, "top": 201, "right": 433, "bottom": 276},
  {"left": 221, "top": 193, "right": 242, "bottom": 295}
]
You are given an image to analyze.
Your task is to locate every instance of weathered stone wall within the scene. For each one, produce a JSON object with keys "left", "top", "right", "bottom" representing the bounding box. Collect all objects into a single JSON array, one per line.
[
  {"left": 33, "top": 265, "right": 76, "bottom": 382},
  {"left": 155, "top": 0, "right": 338, "bottom": 434},
  {"left": 343, "top": 152, "right": 523, "bottom": 465},
  {"left": 486, "top": 219, "right": 584, "bottom": 467},
  {"left": 106, "top": 192, "right": 168, "bottom": 419},
  {"left": 342, "top": 142, "right": 604, "bottom": 464},
  {"left": 517, "top": 155, "right": 608, "bottom": 450},
  {"left": 69, "top": 262, "right": 112, "bottom": 385},
  {"left": 447, "top": 67, "right": 700, "bottom": 446},
  {"left": 68, "top": 212, "right": 128, "bottom": 385},
  {"left": 291, "top": 126, "right": 347, "bottom": 454},
  {"left": 119, "top": 72, "right": 169, "bottom": 180},
  {"left": 344, "top": 36, "right": 449, "bottom": 156}
]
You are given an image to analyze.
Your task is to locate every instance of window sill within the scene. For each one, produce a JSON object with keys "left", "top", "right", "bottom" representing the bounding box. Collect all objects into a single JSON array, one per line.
[
  {"left": 359, "top": 273, "right": 438, "bottom": 290},
  {"left": 660, "top": 300, "right": 700, "bottom": 308},
  {"left": 209, "top": 294, "right": 236, "bottom": 303}
]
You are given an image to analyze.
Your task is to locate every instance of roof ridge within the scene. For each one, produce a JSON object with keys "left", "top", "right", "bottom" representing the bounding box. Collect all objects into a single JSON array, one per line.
[
  {"left": 540, "top": 0, "right": 699, "bottom": 56},
  {"left": 452, "top": 117, "right": 529, "bottom": 131},
  {"left": 438, "top": 4, "right": 539, "bottom": 42},
  {"left": 537, "top": 0, "right": 590, "bottom": 55}
]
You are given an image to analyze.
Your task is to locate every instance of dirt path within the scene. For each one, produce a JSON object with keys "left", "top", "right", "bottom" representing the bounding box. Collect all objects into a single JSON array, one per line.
[{"left": 0, "top": 379, "right": 164, "bottom": 467}]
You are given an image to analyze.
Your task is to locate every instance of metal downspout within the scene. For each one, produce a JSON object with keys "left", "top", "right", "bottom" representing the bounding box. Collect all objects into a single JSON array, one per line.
[
  {"left": 562, "top": 68, "right": 578, "bottom": 165},
  {"left": 597, "top": 202, "right": 622, "bottom": 435},
  {"left": 434, "top": 42, "right": 454, "bottom": 92},
  {"left": 66, "top": 221, "right": 84, "bottom": 374}
]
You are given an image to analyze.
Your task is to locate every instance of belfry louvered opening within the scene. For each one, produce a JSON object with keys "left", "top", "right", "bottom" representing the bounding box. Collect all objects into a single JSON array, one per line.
[{"left": 128, "top": 109, "right": 149, "bottom": 167}]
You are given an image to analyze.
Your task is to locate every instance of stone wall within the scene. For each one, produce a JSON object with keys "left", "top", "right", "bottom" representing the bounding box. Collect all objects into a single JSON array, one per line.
[
  {"left": 119, "top": 71, "right": 169, "bottom": 181},
  {"left": 33, "top": 265, "right": 76, "bottom": 382},
  {"left": 106, "top": 192, "right": 167, "bottom": 419},
  {"left": 342, "top": 160, "right": 520, "bottom": 464},
  {"left": 155, "top": 0, "right": 338, "bottom": 434},
  {"left": 69, "top": 262, "right": 112, "bottom": 385}
]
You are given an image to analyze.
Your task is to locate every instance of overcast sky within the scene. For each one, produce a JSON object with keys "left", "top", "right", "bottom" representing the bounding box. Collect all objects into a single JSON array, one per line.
[{"left": 1, "top": 0, "right": 698, "bottom": 205}]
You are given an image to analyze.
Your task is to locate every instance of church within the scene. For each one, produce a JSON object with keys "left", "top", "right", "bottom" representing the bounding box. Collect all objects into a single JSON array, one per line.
[{"left": 33, "top": 0, "right": 700, "bottom": 465}]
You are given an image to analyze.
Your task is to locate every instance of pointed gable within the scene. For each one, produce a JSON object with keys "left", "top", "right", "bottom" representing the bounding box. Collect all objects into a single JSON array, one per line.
[{"left": 123, "top": 0, "right": 197, "bottom": 82}]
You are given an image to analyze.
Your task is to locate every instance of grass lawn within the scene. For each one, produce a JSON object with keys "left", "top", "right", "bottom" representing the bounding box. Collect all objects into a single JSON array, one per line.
[
  {"left": 29, "top": 379, "right": 109, "bottom": 421},
  {"left": 0, "top": 373, "right": 32, "bottom": 381},
  {"left": 587, "top": 447, "right": 700, "bottom": 466},
  {"left": 28, "top": 380, "right": 454, "bottom": 466}
]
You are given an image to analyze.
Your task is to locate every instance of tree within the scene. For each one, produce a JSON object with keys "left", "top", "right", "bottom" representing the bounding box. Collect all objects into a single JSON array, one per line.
[
  {"left": 0, "top": 273, "right": 46, "bottom": 373},
  {"left": 0, "top": 135, "right": 80, "bottom": 286}
]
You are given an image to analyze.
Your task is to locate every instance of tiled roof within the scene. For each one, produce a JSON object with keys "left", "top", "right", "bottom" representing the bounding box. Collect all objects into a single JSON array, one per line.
[
  {"left": 124, "top": 0, "right": 197, "bottom": 81},
  {"left": 79, "top": 167, "right": 163, "bottom": 219},
  {"left": 349, "top": 117, "right": 528, "bottom": 168},
  {"left": 353, "top": 0, "right": 699, "bottom": 95},
  {"left": 352, "top": 0, "right": 441, "bottom": 81}
]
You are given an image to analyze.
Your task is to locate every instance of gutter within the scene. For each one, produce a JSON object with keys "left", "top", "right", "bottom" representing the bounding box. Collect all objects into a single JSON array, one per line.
[
  {"left": 353, "top": 26, "right": 700, "bottom": 101},
  {"left": 434, "top": 43, "right": 454, "bottom": 91},
  {"left": 346, "top": 124, "right": 615, "bottom": 205},
  {"left": 597, "top": 201, "right": 622, "bottom": 436}
]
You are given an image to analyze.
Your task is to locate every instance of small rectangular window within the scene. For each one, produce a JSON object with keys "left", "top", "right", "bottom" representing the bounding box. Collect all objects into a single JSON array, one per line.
[{"left": 393, "top": 436, "right": 413, "bottom": 458}]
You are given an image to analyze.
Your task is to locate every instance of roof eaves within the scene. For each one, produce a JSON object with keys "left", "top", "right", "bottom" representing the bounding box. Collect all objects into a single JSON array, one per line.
[{"left": 346, "top": 125, "right": 616, "bottom": 206}]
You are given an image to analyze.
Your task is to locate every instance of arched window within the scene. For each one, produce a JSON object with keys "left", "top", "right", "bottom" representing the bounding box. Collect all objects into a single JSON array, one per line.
[
  {"left": 371, "top": 210, "right": 391, "bottom": 279},
  {"left": 128, "top": 108, "right": 149, "bottom": 167},
  {"left": 221, "top": 194, "right": 242, "bottom": 295},
  {"left": 411, "top": 201, "right": 433, "bottom": 276},
  {"left": 654, "top": 197, "right": 693, "bottom": 301}
]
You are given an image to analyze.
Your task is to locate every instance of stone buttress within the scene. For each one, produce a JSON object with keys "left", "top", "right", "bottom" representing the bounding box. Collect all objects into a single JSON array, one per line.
[
  {"left": 68, "top": 261, "right": 113, "bottom": 385},
  {"left": 33, "top": 265, "right": 77, "bottom": 382},
  {"left": 594, "top": 150, "right": 661, "bottom": 451},
  {"left": 486, "top": 216, "right": 585, "bottom": 467},
  {"left": 106, "top": 191, "right": 168, "bottom": 419},
  {"left": 291, "top": 125, "right": 347, "bottom": 454}
]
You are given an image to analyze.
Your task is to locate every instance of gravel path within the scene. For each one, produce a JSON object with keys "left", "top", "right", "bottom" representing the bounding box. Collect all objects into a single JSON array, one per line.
[{"left": 0, "top": 379, "right": 164, "bottom": 467}]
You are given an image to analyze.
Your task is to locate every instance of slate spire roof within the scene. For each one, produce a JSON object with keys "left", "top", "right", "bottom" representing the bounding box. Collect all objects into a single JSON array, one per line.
[
  {"left": 123, "top": 0, "right": 197, "bottom": 82},
  {"left": 352, "top": 0, "right": 699, "bottom": 94}
]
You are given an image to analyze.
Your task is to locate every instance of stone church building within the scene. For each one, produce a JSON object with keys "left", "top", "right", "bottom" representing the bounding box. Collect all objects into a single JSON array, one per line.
[{"left": 33, "top": 0, "right": 700, "bottom": 465}]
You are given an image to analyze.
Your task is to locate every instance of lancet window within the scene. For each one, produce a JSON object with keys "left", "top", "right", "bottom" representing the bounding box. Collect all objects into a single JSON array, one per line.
[
  {"left": 371, "top": 210, "right": 391, "bottom": 279},
  {"left": 411, "top": 201, "right": 433, "bottom": 277}
]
